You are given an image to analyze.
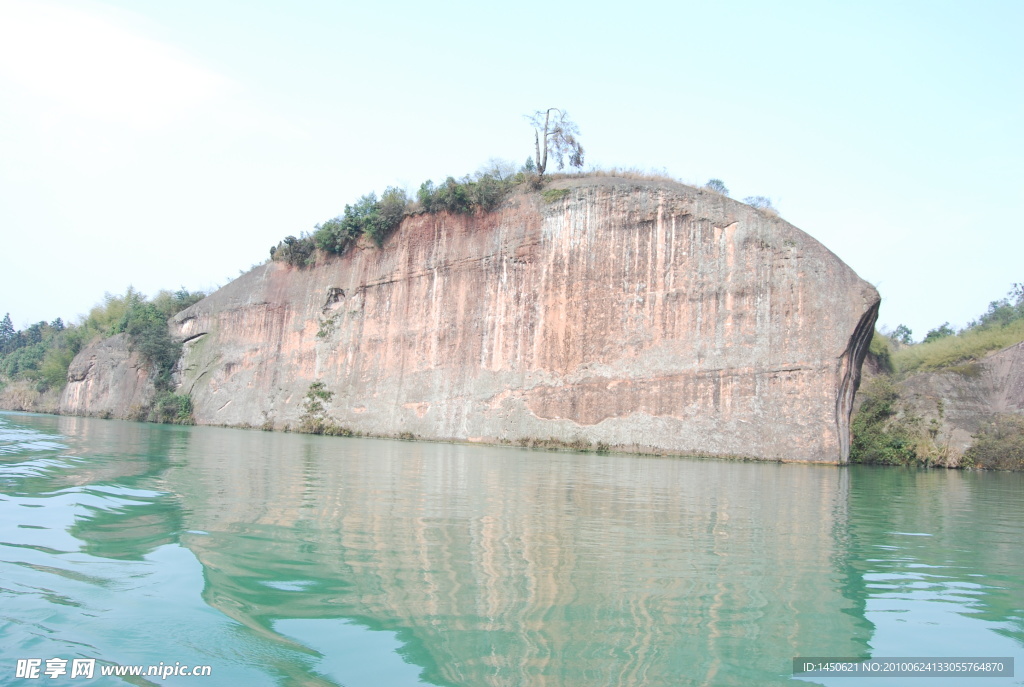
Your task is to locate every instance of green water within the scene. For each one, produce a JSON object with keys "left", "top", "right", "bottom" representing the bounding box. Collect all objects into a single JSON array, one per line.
[{"left": 1, "top": 412, "right": 1021, "bottom": 686}]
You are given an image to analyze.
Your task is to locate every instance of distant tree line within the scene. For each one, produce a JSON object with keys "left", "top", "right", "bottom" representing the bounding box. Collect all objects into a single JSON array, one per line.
[
  {"left": 883, "top": 283, "right": 1024, "bottom": 356},
  {"left": 0, "top": 315, "right": 72, "bottom": 392},
  {"left": 1, "top": 287, "right": 205, "bottom": 423}
]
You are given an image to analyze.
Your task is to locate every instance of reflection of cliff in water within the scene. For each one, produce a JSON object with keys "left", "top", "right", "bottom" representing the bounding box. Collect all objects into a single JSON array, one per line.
[
  {"left": 7, "top": 412, "right": 1020, "bottom": 685},
  {"left": 165, "top": 428, "right": 874, "bottom": 686}
]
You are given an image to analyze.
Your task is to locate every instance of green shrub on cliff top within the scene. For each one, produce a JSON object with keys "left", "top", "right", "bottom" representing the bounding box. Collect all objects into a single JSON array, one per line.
[
  {"left": 272, "top": 234, "right": 316, "bottom": 267},
  {"left": 152, "top": 287, "right": 206, "bottom": 319},
  {"left": 417, "top": 161, "right": 525, "bottom": 214},
  {"left": 541, "top": 188, "right": 570, "bottom": 203},
  {"left": 276, "top": 166, "right": 525, "bottom": 267},
  {"left": 422, "top": 177, "right": 473, "bottom": 214},
  {"left": 276, "top": 188, "right": 411, "bottom": 268},
  {"left": 376, "top": 187, "right": 409, "bottom": 241}
]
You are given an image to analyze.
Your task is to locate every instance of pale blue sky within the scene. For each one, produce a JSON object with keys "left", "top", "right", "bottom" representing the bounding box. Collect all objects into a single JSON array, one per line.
[{"left": 1, "top": 0, "right": 1021, "bottom": 341}]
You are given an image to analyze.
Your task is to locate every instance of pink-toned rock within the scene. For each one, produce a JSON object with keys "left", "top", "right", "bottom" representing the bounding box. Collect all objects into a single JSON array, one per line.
[{"left": 164, "top": 178, "right": 878, "bottom": 462}]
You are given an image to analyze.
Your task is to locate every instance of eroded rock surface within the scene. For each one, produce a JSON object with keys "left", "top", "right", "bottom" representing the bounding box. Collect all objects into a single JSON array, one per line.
[
  {"left": 900, "top": 341, "right": 1024, "bottom": 457},
  {"left": 58, "top": 333, "right": 155, "bottom": 419},
  {"left": 165, "top": 179, "right": 877, "bottom": 462}
]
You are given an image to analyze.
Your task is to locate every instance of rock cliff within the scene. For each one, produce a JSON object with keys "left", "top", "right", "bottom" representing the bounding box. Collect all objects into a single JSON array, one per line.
[
  {"left": 58, "top": 332, "right": 155, "bottom": 419},
  {"left": 145, "top": 177, "right": 876, "bottom": 462},
  {"left": 899, "top": 341, "right": 1024, "bottom": 459}
]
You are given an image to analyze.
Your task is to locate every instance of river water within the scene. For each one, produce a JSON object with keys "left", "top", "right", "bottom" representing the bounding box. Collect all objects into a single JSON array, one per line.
[{"left": 1, "top": 411, "right": 1021, "bottom": 686}]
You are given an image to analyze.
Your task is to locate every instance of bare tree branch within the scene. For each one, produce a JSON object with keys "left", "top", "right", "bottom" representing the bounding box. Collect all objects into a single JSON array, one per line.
[{"left": 527, "top": 108, "right": 584, "bottom": 176}]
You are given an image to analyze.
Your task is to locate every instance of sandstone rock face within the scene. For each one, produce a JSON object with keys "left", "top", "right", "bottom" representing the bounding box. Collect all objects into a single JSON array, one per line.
[
  {"left": 58, "top": 333, "right": 155, "bottom": 419},
  {"left": 900, "top": 341, "right": 1024, "bottom": 457},
  {"left": 169, "top": 178, "right": 878, "bottom": 462}
]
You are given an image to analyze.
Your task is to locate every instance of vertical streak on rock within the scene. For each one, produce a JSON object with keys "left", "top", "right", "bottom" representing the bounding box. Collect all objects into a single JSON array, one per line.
[{"left": 835, "top": 297, "right": 880, "bottom": 461}]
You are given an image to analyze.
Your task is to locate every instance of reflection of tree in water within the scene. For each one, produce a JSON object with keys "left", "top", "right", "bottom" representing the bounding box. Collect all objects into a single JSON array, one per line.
[
  {"left": 844, "top": 467, "right": 1024, "bottom": 647},
  {"left": 1, "top": 414, "right": 188, "bottom": 560},
  {"left": 168, "top": 430, "right": 876, "bottom": 687},
  {"left": 69, "top": 492, "right": 184, "bottom": 561},
  {"left": 56, "top": 419, "right": 189, "bottom": 561},
  {"left": 4, "top": 415, "right": 344, "bottom": 686}
]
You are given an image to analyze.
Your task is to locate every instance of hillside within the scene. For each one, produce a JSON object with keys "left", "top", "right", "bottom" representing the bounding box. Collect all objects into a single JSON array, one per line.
[{"left": 854, "top": 292, "right": 1024, "bottom": 469}]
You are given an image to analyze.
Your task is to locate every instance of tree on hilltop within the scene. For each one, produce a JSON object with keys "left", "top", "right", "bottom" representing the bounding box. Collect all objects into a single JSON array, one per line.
[
  {"left": 923, "top": 322, "right": 955, "bottom": 344},
  {"left": 705, "top": 179, "right": 729, "bottom": 195},
  {"left": 0, "top": 313, "right": 14, "bottom": 352},
  {"left": 527, "top": 108, "right": 584, "bottom": 176},
  {"left": 892, "top": 324, "right": 913, "bottom": 345},
  {"left": 744, "top": 195, "right": 776, "bottom": 212}
]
